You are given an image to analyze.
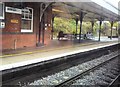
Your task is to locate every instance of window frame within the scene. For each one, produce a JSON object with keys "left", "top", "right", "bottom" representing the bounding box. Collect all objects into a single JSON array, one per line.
[
  {"left": 21, "top": 7, "right": 33, "bottom": 33},
  {"left": 0, "top": 2, "right": 4, "bottom": 19}
]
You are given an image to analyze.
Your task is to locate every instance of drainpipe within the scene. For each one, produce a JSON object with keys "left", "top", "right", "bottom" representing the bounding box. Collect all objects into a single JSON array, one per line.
[{"left": 14, "top": 39, "right": 17, "bottom": 50}]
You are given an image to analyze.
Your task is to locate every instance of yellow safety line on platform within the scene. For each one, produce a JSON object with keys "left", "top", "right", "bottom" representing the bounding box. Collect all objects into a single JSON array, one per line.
[{"left": 0, "top": 43, "right": 95, "bottom": 58}]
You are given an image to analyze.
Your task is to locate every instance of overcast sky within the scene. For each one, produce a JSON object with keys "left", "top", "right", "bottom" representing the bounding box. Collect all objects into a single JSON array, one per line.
[
  {"left": 106, "top": 0, "right": 119, "bottom": 8},
  {"left": 91, "top": 0, "right": 119, "bottom": 14}
]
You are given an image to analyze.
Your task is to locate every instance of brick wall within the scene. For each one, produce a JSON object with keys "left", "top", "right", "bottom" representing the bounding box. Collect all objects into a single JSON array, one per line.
[
  {"left": 1, "top": 2, "right": 53, "bottom": 50},
  {"left": 3, "top": 13, "right": 21, "bottom": 33},
  {"left": 2, "top": 34, "right": 36, "bottom": 50}
]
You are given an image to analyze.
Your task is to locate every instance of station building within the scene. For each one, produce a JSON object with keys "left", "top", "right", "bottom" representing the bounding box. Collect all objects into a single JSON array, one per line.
[
  {"left": 0, "top": 2, "right": 52, "bottom": 50},
  {"left": 0, "top": 1, "right": 119, "bottom": 51}
]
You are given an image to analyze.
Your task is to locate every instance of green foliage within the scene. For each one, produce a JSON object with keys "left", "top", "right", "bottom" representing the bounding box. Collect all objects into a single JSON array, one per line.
[
  {"left": 82, "top": 22, "right": 92, "bottom": 34},
  {"left": 53, "top": 17, "right": 119, "bottom": 37},
  {"left": 53, "top": 17, "right": 76, "bottom": 35}
]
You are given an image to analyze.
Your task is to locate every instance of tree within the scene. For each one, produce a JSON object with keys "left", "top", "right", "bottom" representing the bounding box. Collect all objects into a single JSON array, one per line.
[
  {"left": 53, "top": 17, "right": 76, "bottom": 37},
  {"left": 53, "top": 17, "right": 116, "bottom": 38}
]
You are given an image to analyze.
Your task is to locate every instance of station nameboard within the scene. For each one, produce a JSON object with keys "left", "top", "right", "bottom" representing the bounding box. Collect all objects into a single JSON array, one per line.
[{"left": 6, "top": 7, "right": 22, "bottom": 14}]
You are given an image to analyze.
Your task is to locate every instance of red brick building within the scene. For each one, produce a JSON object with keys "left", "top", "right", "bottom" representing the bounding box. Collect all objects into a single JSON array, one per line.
[{"left": 0, "top": 2, "right": 52, "bottom": 50}]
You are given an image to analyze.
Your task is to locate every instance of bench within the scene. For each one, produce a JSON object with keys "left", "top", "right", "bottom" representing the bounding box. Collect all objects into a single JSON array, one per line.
[{"left": 58, "top": 33, "right": 68, "bottom": 40}]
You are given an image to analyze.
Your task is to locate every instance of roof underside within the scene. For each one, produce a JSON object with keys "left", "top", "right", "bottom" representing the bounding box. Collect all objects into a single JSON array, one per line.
[{"left": 52, "top": 2, "right": 119, "bottom": 21}]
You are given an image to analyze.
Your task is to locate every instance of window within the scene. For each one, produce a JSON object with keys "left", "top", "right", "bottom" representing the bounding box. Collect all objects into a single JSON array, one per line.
[
  {"left": 0, "top": 2, "right": 4, "bottom": 19},
  {"left": 21, "top": 7, "right": 33, "bottom": 32},
  {"left": 21, "top": 20, "right": 31, "bottom": 30}
]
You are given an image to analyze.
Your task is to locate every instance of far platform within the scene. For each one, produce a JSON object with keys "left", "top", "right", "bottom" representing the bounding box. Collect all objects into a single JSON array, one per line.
[{"left": 0, "top": 37, "right": 119, "bottom": 71}]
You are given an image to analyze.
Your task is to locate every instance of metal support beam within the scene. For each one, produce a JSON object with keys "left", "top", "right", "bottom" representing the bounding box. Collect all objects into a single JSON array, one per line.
[
  {"left": 37, "top": 4, "right": 42, "bottom": 47},
  {"left": 75, "top": 18, "right": 78, "bottom": 39},
  {"left": 110, "top": 21, "right": 114, "bottom": 40},
  {"left": 51, "top": 15, "right": 55, "bottom": 40},
  {"left": 37, "top": 16, "right": 45, "bottom": 46},
  {"left": 42, "top": 14, "right": 45, "bottom": 45},
  {"left": 91, "top": 21, "right": 94, "bottom": 34},
  {"left": 37, "top": 22, "right": 41, "bottom": 46},
  {"left": 40, "top": 2, "right": 54, "bottom": 22},
  {"left": 118, "top": 22, "right": 120, "bottom": 36},
  {"left": 116, "top": 26, "right": 118, "bottom": 36},
  {"left": 37, "top": 2, "right": 53, "bottom": 46},
  {"left": 98, "top": 17, "right": 104, "bottom": 41},
  {"left": 79, "top": 11, "right": 86, "bottom": 42},
  {"left": 99, "top": 20, "right": 102, "bottom": 41}
]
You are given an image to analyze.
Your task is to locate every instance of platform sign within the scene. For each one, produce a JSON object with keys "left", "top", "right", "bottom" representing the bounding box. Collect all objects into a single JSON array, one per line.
[{"left": 6, "top": 6, "right": 22, "bottom": 14}]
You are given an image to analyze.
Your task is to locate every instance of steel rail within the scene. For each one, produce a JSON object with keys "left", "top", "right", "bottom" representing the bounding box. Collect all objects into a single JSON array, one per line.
[{"left": 108, "top": 74, "right": 120, "bottom": 87}]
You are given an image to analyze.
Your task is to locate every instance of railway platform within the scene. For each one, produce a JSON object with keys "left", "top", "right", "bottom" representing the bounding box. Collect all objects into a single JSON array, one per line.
[{"left": 0, "top": 38, "right": 119, "bottom": 71}]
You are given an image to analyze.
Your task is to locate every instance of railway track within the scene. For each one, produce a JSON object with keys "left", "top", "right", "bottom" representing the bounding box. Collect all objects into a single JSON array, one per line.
[
  {"left": 28, "top": 50, "right": 119, "bottom": 86},
  {"left": 71, "top": 56, "right": 120, "bottom": 87},
  {"left": 56, "top": 53, "right": 120, "bottom": 87}
]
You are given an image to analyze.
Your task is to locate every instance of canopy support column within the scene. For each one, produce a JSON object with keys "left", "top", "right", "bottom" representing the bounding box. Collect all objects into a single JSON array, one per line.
[
  {"left": 37, "top": 2, "right": 53, "bottom": 46},
  {"left": 79, "top": 11, "right": 86, "bottom": 42},
  {"left": 38, "top": 20, "right": 41, "bottom": 46},
  {"left": 110, "top": 21, "right": 114, "bottom": 40},
  {"left": 51, "top": 15, "right": 55, "bottom": 40},
  {"left": 37, "top": 4, "right": 42, "bottom": 46},
  {"left": 42, "top": 14, "right": 45, "bottom": 45},
  {"left": 75, "top": 18, "right": 78, "bottom": 39},
  {"left": 99, "top": 20, "right": 102, "bottom": 41},
  {"left": 91, "top": 21, "right": 94, "bottom": 34},
  {"left": 37, "top": 14, "right": 45, "bottom": 46},
  {"left": 118, "top": 22, "right": 120, "bottom": 36},
  {"left": 98, "top": 17, "right": 104, "bottom": 41}
]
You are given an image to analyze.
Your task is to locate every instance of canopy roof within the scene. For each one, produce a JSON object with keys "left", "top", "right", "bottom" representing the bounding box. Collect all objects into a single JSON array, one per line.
[
  {"left": 52, "top": 1, "right": 119, "bottom": 21},
  {"left": 2, "top": 0, "right": 119, "bottom": 21}
]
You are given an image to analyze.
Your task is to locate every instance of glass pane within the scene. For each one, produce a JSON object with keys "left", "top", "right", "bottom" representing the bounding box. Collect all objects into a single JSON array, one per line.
[
  {"left": 21, "top": 20, "right": 31, "bottom": 30},
  {"left": 29, "top": 14, "right": 32, "bottom": 19},
  {"left": 0, "top": 3, "right": 3, "bottom": 17},
  {"left": 25, "top": 14, "right": 29, "bottom": 19},
  {"left": 22, "top": 13, "right": 24, "bottom": 18}
]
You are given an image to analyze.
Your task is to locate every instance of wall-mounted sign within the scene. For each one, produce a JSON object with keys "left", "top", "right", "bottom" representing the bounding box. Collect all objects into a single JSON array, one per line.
[
  {"left": 6, "top": 6, "right": 21, "bottom": 14},
  {"left": 11, "top": 19, "right": 19, "bottom": 24}
]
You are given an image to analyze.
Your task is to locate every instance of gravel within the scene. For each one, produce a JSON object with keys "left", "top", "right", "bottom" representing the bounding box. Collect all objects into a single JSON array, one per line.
[
  {"left": 72, "top": 57, "right": 119, "bottom": 86},
  {"left": 27, "top": 51, "right": 119, "bottom": 86}
]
